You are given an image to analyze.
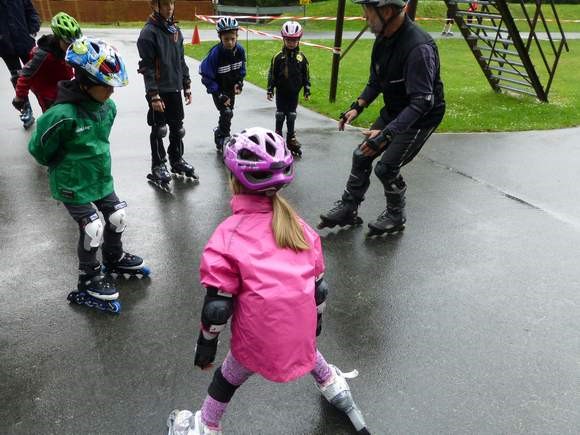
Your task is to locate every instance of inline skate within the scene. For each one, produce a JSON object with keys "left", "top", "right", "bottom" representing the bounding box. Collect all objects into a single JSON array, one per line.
[
  {"left": 67, "top": 266, "right": 121, "bottom": 313},
  {"left": 167, "top": 409, "right": 222, "bottom": 435},
  {"left": 20, "top": 102, "right": 35, "bottom": 129},
  {"left": 317, "top": 365, "right": 370, "bottom": 434},
  {"left": 102, "top": 252, "right": 150, "bottom": 279},
  {"left": 318, "top": 200, "right": 362, "bottom": 230},
  {"left": 366, "top": 208, "right": 406, "bottom": 237},
  {"left": 170, "top": 158, "right": 199, "bottom": 183},
  {"left": 147, "top": 163, "right": 172, "bottom": 192},
  {"left": 286, "top": 134, "right": 302, "bottom": 157}
]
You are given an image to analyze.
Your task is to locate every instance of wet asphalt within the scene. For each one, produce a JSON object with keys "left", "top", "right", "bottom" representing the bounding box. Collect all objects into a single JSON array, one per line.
[{"left": 1, "top": 30, "right": 579, "bottom": 435}]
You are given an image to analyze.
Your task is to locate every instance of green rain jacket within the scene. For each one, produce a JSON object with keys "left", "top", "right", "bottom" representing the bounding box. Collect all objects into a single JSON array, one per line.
[{"left": 28, "top": 80, "right": 116, "bottom": 204}]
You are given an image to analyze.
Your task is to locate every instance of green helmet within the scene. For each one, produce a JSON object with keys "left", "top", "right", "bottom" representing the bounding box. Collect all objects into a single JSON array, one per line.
[
  {"left": 51, "top": 12, "right": 82, "bottom": 43},
  {"left": 353, "top": 0, "right": 406, "bottom": 8}
]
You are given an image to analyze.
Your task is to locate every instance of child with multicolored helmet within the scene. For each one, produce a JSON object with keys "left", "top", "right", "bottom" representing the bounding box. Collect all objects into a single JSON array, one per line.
[
  {"left": 166, "top": 128, "right": 370, "bottom": 434},
  {"left": 12, "top": 12, "right": 81, "bottom": 114},
  {"left": 199, "top": 17, "right": 246, "bottom": 153},
  {"left": 267, "top": 20, "right": 311, "bottom": 157},
  {"left": 137, "top": 0, "right": 198, "bottom": 192},
  {"left": 28, "top": 38, "right": 149, "bottom": 314}
]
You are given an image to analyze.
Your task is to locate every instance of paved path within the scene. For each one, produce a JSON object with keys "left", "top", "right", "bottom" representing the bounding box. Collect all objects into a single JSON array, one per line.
[{"left": 1, "top": 29, "right": 579, "bottom": 435}]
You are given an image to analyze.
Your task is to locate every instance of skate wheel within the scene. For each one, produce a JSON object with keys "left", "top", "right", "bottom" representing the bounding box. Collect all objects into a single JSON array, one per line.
[
  {"left": 141, "top": 266, "right": 151, "bottom": 277},
  {"left": 108, "top": 300, "right": 122, "bottom": 313},
  {"left": 122, "top": 273, "right": 131, "bottom": 280}
]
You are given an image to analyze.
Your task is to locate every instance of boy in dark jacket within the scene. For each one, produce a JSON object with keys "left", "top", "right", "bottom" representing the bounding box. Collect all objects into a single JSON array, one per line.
[
  {"left": 13, "top": 12, "right": 81, "bottom": 113},
  {"left": 267, "top": 21, "right": 310, "bottom": 157},
  {"left": 137, "top": 0, "right": 197, "bottom": 191},
  {"left": 28, "top": 38, "right": 149, "bottom": 314},
  {"left": 199, "top": 17, "right": 246, "bottom": 152},
  {"left": 0, "top": 0, "right": 41, "bottom": 128}
]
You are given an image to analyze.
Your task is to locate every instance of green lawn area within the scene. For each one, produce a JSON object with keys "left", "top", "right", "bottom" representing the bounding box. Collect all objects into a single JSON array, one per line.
[{"left": 185, "top": 37, "right": 580, "bottom": 133}]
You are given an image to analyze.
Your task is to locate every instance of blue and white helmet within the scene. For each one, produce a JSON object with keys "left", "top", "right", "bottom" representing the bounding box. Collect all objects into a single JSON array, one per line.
[
  {"left": 216, "top": 16, "right": 239, "bottom": 34},
  {"left": 66, "top": 37, "right": 128, "bottom": 87}
]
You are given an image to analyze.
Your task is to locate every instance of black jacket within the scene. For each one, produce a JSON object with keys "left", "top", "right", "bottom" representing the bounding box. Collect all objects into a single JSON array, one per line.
[
  {"left": 0, "top": 0, "right": 40, "bottom": 57},
  {"left": 267, "top": 47, "right": 310, "bottom": 96},
  {"left": 360, "top": 16, "right": 445, "bottom": 131},
  {"left": 137, "top": 14, "right": 191, "bottom": 95}
]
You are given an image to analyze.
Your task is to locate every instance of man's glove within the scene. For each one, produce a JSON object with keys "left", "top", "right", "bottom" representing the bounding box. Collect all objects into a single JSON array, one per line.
[
  {"left": 304, "top": 86, "right": 311, "bottom": 99},
  {"left": 12, "top": 97, "right": 26, "bottom": 112},
  {"left": 184, "top": 88, "right": 192, "bottom": 98},
  {"left": 339, "top": 100, "right": 364, "bottom": 121},
  {"left": 365, "top": 129, "right": 393, "bottom": 152},
  {"left": 194, "top": 331, "right": 218, "bottom": 369},
  {"left": 267, "top": 88, "right": 274, "bottom": 99},
  {"left": 236, "top": 81, "right": 243, "bottom": 91}
]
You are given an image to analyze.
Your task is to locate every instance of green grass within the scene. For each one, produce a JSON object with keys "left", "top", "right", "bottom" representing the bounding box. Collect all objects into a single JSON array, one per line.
[{"left": 185, "top": 37, "right": 580, "bottom": 132}]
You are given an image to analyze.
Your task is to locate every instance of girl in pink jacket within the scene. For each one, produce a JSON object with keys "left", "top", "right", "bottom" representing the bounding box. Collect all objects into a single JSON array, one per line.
[{"left": 167, "top": 127, "right": 369, "bottom": 435}]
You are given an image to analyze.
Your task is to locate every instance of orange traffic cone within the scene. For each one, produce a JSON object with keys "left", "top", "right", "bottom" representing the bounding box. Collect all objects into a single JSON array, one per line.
[{"left": 191, "top": 25, "right": 201, "bottom": 45}]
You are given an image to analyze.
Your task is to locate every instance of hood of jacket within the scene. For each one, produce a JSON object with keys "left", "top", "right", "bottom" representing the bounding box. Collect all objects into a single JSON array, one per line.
[{"left": 54, "top": 79, "right": 97, "bottom": 106}]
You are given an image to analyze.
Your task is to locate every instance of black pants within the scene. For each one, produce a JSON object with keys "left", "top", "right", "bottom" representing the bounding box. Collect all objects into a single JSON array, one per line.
[
  {"left": 63, "top": 192, "right": 125, "bottom": 272},
  {"left": 275, "top": 91, "right": 299, "bottom": 136},
  {"left": 2, "top": 54, "right": 29, "bottom": 87},
  {"left": 212, "top": 91, "right": 235, "bottom": 137},
  {"left": 343, "top": 116, "right": 439, "bottom": 204},
  {"left": 146, "top": 92, "right": 185, "bottom": 167}
]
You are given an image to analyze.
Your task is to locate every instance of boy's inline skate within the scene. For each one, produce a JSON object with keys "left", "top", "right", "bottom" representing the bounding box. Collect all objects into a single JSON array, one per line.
[
  {"left": 366, "top": 208, "right": 406, "bottom": 237},
  {"left": 147, "top": 163, "right": 172, "bottom": 193},
  {"left": 19, "top": 102, "right": 35, "bottom": 129},
  {"left": 67, "top": 266, "right": 121, "bottom": 313},
  {"left": 102, "top": 252, "right": 150, "bottom": 279},
  {"left": 214, "top": 127, "right": 230, "bottom": 155},
  {"left": 318, "top": 200, "right": 363, "bottom": 230},
  {"left": 317, "top": 365, "right": 370, "bottom": 434},
  {"left": 170, "top": 158, "right": 199, "bottom": 183},
  {"left": 167, "top": 409, "right": 222, "bottom": 435}
]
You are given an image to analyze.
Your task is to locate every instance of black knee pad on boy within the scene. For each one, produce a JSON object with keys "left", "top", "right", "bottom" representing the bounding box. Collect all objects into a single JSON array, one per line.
[{"left": 208, "top": 366, "right": 239, "bottom": 403}]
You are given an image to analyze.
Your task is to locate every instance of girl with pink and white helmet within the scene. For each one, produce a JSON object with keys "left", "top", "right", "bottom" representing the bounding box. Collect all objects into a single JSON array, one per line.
[
  {"left": 167, "top": 127, "right": 370, "bottom": 434},
  {"left": 266, "top": 21, "right": 311, "bottom": 157}
]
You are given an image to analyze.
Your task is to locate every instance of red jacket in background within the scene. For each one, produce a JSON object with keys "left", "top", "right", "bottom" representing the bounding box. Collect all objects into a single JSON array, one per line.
[{"left": 15, "top": 34, "right": 73, "bottom": 112}]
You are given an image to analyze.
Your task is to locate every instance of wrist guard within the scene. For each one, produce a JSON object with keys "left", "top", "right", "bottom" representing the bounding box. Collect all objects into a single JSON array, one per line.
[
  {"left": 194, "top": 331, "right": 218, "bottom": 369},
  {"left": 340, "top": 101, "right": 364, "bottom": 120},
  {"left": 365, "top": 129, "right": 393, "bottom": 152}
]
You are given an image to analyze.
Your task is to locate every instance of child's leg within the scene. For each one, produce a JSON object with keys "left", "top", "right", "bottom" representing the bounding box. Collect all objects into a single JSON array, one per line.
[
  {"left": 94, "top": 192, "right": 126, "bottom": 262},
  {"left": 163, "top": 92, "right": 185, "bottom": 163},
  {"left": 146, "top": 95, "right": 168, "bottom": 168},
  {"left": 63, "top": 202, "right": 102, "bottom": 275},
  {"left": 310, "top": 349, "right": 333, "bottom": 385},
  {"left": 201, "top": 351, "right": 254, "bottom": 428},
  {"left": 274, "top": 93, "right": 286, "bottom": 135},
  {"left": 284, "top": 94, "right": 300, "bottom": 140}
]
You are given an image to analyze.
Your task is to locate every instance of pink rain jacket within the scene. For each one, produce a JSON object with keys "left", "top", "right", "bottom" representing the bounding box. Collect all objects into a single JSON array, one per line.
[{"left": 200, "top": 194, "right": 325, "bottom": 382}]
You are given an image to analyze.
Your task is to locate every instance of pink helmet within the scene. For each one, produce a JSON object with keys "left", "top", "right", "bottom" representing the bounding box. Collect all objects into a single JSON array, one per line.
[
  {"left": 224, "top": 127, "right": 294, "bottom": 192},
  {"left": 281, "top": 21, "right": 303, "bottom": 39}
]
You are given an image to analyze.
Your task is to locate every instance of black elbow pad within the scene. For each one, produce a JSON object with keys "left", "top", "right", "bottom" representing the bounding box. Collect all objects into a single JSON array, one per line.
[{"left": 409, "top": 94, "right": 435, "bottom": 114}]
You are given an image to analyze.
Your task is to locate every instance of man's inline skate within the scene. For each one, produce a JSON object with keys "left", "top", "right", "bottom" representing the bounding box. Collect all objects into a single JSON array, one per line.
[
  {"left": 366, "top": 208, "right": 406, "bottom": 237},
  {"left": 316, "top": 365, "right": 370, "bottom": 434},
  {"left": 67, "top": 265, "right": 121, "bottom": 313},
  {"left": 102, "top": 252, "right": 150, "bottom": 280},
  {"left": 167, "top": 409, "right": 222, "bottom": 435},
  {"left": 214, "top": 127, "right": 230, "bottom": 155},
  {"left": 170, "top": 158, "right": 199, "bottom": 183},
  {"left": 318, "top": 199, "right": 363, "bottom": 230},
  {"left": 286, "top": 133, "right": 302, "bottom": 157},
  {"left": 147, "top": 163, "right": 172, "bottom": 193}
]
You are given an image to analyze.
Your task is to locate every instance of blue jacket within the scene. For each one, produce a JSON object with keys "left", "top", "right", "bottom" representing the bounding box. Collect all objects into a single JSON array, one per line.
[
  {"left": 199, "top": 43, "right": 246, "bottom": 95},
  {"left": 0, "top": 0, "right": 40, "bottom": 57}
]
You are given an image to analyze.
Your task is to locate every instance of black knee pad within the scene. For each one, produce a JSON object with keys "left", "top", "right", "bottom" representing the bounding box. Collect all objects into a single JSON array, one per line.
[
  {"left": 286, "top": 112, "right": 297, "bottom": 122},
  {"left": 221, "top": 107, "right": 233, "bottom": 122},
  {"left": 374, "top": 161, "right": 399, "bottom": 183},
  {"left": 208, "top": 366, "right": 239, "bottom": 403},
  {"left": 352, "top": 148, "right": 373, "bottom": 173},
  {"left": 151, "top": 124, "right": 168, "bottom": 139},
  {"left": 275, "top": 111, "right": 285, "bottom": 123}
]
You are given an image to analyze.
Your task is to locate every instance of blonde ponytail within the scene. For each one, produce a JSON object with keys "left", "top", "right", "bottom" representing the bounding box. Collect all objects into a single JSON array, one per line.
[
  {"left": 272, "top": 193, "right": 310, "bottom": 251},
  {"left": 229, "top": 175, "right": 309, "bottom": 251}
]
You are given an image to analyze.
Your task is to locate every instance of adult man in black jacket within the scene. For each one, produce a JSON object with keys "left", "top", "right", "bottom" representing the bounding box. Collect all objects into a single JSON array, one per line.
[
  {"left": 319, "top": 0, "right": 445, "bottom": 236},
  {"left": 0, "top": 0, "right": 40, "bottom": 128}
]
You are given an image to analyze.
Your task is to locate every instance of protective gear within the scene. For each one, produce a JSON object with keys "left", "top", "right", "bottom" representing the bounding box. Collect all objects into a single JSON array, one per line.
[
  {"left": 106, "top": 201, "right": 127, "bottom": 233},
  {"left": 224, "top": 127, "right": 295, "bottom": 192},
  {"left": 195, "top": 331, "right": 219, "bottom": 369},
  {"left": 81, "top": 213, "right": 104, "bottom": 250},
  {"left": 50, "top": 12, "right": 82, "bottom": 43},
  {"left": 315, "top": 278, "right": 329, "bottom": 336},
  {"left": 286, "top": 111, "right": 297, "bottom": 136},
  {"left": 153, "top": 123, "right": 168, "bottom": 139},
  {"left": 208, "top": 367, "right": 240, "bottom": 402},
  {"left": 177, "top": 127, "right": 186, "bottom": 138},
  {"left": 12, "top": 97, "right": 27, "bottom": 112},
  {"left": 275, "top": 111, "right": 285, "bottom": 133},
  {"left": 409, "top": 94, "right": 435, "bottom": 115},
  {"left": 353, "top": 0, "right": 406, "bottom": 8},
  {"left": 66, "top": 37, "right": 128, "bottom": 87},
  {"left": 217, "top": 93, "right": 230, "bottom": 105},
  {"left": 365, "top": 128, "right": 393, "bottom": 152},
  {"left": 340, "top": 100, "right": 365, "bottom": 121},
  {"left": 281, "top": 21, "right": 303, "bottom": 39},
  {"left": 216, "top": 17, "right": 239, "bottom": 34},
  {"left": 167, "top": 410, "right": 223, "bottom": 435},
  {"left": 201, "top": 287, "right": 233, "bottom": 334},
  {"left": 221, "top": 106, "right": 233, "bottom": 122}
]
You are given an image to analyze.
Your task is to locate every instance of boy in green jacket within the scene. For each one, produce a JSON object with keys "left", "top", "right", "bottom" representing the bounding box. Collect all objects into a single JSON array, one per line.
[{"left": 28, "top": 37, "right": 149, "bottom": 313}]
